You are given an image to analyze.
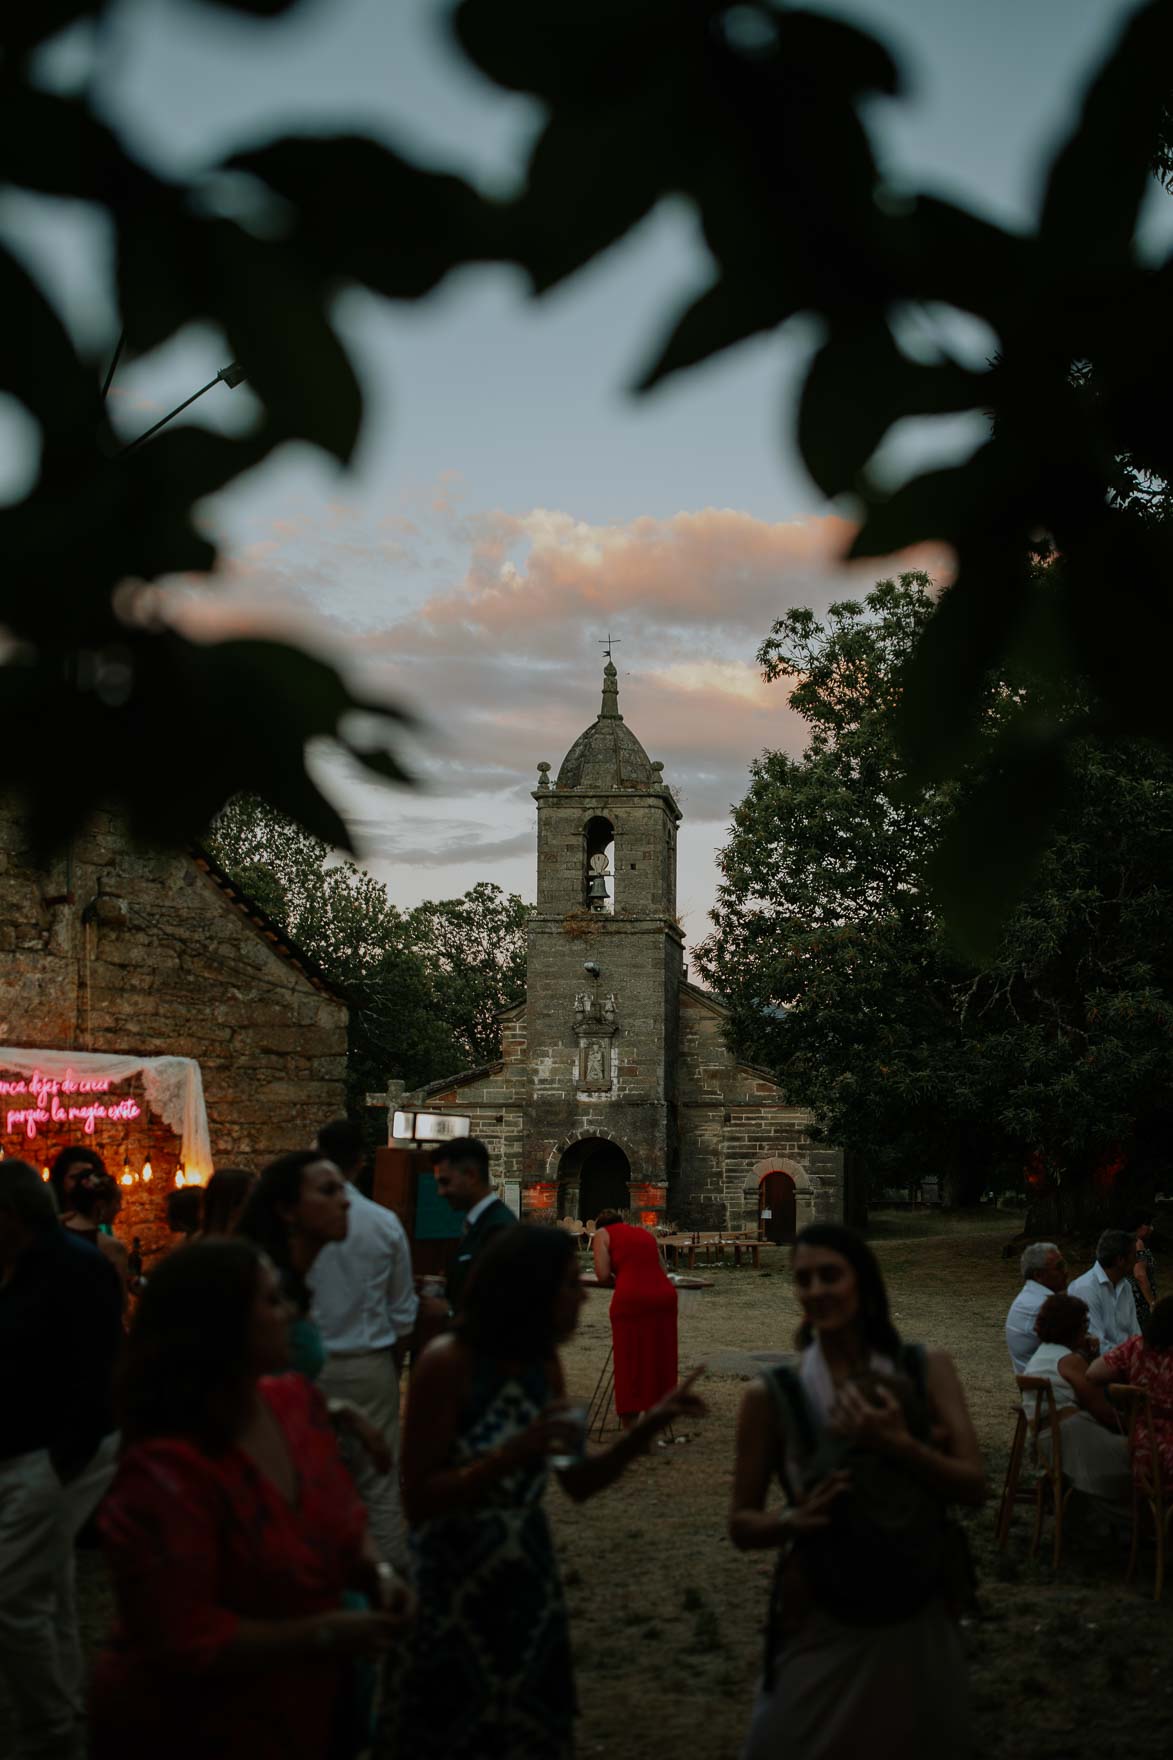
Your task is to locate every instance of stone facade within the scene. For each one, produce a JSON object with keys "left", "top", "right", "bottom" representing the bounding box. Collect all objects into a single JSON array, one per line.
[
  {"left": 0, "top": 802, "right": 348, "bottom": 1260},
  {"left": 406, "top": 665, "right": 843, "bottom": 1233}
]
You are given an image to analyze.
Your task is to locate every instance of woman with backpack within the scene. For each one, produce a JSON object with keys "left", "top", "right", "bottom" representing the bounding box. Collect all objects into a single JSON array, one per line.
[{"left": 729, "top": 1222, "right": 986, "bottom": 1760}]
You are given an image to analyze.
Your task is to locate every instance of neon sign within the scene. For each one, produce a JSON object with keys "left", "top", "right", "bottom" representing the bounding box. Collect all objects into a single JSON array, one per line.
[{"left": 1, "top": 1068, "right": 142, "bottom": 1141}]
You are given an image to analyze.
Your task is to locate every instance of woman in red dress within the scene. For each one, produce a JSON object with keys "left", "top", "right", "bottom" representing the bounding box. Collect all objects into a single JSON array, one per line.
[
  {"left": 592, "top": 1209, "right": 678, "bottom": 1427},
  {"left": 90, "top": 1239, "right": 412, "bottom": 1760}
]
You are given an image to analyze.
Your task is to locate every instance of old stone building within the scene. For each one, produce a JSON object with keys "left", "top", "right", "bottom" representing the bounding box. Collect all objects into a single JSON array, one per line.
[
  {"left": 405, "top": 663, "right": 843, "bottom": 1235},
  {"left": 0, "top": 802, "right": 348, "bottom": 1258}
]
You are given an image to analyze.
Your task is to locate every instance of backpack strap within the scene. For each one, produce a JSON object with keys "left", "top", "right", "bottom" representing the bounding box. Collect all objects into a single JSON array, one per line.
[
  {"left": 760, "top": 1364, "right": 816, "bottom": 1499},
  {"left": 898, "top": 1340, "right": 928, "bottom": 1396},
  {"left": 896, "top": 1342, "right": 935, "bottom": 1442}
]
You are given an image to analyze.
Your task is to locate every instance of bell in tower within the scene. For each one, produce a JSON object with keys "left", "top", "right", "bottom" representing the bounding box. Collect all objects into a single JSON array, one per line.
[{"left": 587, "top": 851, "right": 610, "bottom": 912}]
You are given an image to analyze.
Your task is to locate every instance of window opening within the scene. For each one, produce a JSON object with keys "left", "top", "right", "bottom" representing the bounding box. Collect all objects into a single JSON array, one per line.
[{"left": 584, "top": 816, "right": 615, "bottom": 913}]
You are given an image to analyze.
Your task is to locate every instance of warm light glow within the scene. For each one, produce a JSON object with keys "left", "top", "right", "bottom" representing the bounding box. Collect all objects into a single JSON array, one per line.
[
  {"left": 174, "top": 1169, "right": 184, "bottom": 1188},
  {"left": 120, "top": 1171, "right": 134, "bottom": 1187},
  {"left": 142, "top": 1159, "right": 152, "bottom": 1184},
  {"left": 41, "top": 1165, "right": 50, "bottom": 1182}
]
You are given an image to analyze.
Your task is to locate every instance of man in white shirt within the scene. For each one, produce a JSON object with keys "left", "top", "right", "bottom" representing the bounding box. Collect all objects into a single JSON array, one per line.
[
  {"left": 1005, "top": 1242, "right": 1069, "bottom": 1372},
  {"left": 1067, "top": 1229, "right": 1139, "bottom": 1355},
  {"left": 308, "top": 1118, "right": 417, "bottom": 1568}
]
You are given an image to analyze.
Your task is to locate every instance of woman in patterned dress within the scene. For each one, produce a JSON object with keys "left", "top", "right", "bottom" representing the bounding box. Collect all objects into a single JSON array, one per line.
[
  {"left": 393, "top": 1225, "right": 705, "bottom": 1760},
  {"left": 1089, "top": 1294, "right": 1173, "bottom": 1489},
  {"left": 1129, "top": 1217, "right": 1158, "bottom": 1324}
]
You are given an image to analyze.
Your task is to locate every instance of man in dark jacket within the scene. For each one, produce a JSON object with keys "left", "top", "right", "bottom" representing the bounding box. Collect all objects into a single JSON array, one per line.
[
  {"left": 0, "top": 1159, "right": 123, "bottom": 1759},
  {"left": 432, "top": 1137, "right": 516, "bottom": 1312}
]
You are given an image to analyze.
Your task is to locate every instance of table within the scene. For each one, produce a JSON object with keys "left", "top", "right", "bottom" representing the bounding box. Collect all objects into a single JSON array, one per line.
[{"left": 658, "top": 1233, "right": 769, "bottom": 1271}]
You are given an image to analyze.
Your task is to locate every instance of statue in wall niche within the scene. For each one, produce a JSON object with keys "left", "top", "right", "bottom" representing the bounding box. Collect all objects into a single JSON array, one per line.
[
  {"left": 585, "top": 1039, "right": 607, "bottom": 1085},
  {"left": 574, "top": 991, "right": 593, "bottom": 1021}
]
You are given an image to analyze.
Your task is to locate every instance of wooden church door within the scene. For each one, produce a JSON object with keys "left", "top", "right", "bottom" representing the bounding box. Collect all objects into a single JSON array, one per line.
[{"left": 759, "top": 1169, "right": 797, "bottom": 1243}]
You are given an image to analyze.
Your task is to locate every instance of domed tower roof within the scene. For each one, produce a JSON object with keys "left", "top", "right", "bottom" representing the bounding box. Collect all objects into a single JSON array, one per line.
[{"left": 555, "top": 661, "right": 656, "bottom": 791}]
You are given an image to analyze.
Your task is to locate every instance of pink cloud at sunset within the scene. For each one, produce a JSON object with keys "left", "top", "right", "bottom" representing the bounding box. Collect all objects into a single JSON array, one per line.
[{"left": 158, "top": 488, "right": 951, "bottom": 919}]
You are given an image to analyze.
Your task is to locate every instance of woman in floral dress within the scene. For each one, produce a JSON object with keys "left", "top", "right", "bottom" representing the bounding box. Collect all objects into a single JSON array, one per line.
[
  {"left": 392, "top": 1225, "right": 704, "bottom": 1760},
  {"left": 1090, "top": 1294, "right": 1173, "bottom": 1490}
]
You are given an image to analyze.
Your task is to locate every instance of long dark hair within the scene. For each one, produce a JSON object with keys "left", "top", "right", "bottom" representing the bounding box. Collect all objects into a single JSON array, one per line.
[
  {"left": 457, "top": 1225, "right": 577, "bottom": 1363},
  {"left": 202, "top": 1166, "right": 256, "bottom": 1238},
  {"left": 792, "top": 1222, "right": 901, "bottom": 1357},
  {"left": 235, "top": 1150, "right": 322, "bottom": 1313},
  {"left": 119, "top": 1239, "right": 265, "bottom": 1451},
  {"left": 1143, "top": 1295, "right": 1173, "bottom": 1351}
]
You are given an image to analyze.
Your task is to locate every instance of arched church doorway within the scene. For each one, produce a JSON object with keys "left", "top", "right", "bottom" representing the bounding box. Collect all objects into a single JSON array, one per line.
[
  {"left": 759, "top": 1169, "right": 797, "bottom": 1244},
  {"left": 557, "top": 1137, "right": 631, "bottom": 1220}
]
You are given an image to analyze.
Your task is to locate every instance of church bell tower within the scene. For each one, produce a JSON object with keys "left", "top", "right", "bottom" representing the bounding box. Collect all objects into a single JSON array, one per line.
[{"left": 527, "top": 658, "right": 683, "bottom": 1218}]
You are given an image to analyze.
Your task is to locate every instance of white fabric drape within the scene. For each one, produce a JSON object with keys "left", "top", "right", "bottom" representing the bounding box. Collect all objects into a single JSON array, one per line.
[{"left": 0, "top": 1047, "right": 212, "bottom": 1180}]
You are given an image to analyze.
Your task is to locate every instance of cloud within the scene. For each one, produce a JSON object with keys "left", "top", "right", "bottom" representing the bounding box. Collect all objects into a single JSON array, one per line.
[
  {"left": 369, "top": 504, "right": 948, "bottom": 663},
  {"left": 161, "top": 484, "right": 950, "bottom": 913},
  {"left": 349, "top": 814, "right": 534, "bottom": 867}
]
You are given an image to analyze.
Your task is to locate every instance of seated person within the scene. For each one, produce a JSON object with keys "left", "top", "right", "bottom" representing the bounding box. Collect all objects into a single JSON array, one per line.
[
  {"left": 1005, "top": 1242, "right": 1067, "bottom": 1373},
  {"left": 1022, "top": 1294, "right": 1130, "bottom": 1503},
  {"left": 1088, "top": 1294, "right": 1173, "bottom": 1495},
  {"left": 1066, "top": 1230, "right": 1139, "bottom": 1354}
]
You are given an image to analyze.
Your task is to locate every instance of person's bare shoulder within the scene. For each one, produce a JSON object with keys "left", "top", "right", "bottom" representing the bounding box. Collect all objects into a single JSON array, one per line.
[{"left": 414, "top": 1332, "right": 467, "bottom": 1384}]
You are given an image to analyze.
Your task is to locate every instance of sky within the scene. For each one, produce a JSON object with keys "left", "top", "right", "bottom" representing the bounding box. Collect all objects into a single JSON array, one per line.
[{"left": 3, "top": 0, "right": 1170, "bottom": 944}]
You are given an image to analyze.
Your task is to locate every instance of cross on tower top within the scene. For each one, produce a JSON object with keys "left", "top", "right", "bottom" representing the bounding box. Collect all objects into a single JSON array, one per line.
[{"left": 598, "top": 633, "right": 621, "bottom": 662}]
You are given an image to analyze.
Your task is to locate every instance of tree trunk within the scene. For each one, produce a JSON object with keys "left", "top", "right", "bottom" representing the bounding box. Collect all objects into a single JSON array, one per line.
[
  {"left": 843, "top": 1149, "right": 869, "bottom": 1231},
  {"left": 1024, "top": 1169, "right": 1156, "bottom": 1240}
]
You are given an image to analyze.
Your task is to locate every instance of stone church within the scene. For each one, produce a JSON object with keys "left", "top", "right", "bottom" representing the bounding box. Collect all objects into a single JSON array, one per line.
[{"left": 404, "top": 662, "right": 843, "bottom": 1236}]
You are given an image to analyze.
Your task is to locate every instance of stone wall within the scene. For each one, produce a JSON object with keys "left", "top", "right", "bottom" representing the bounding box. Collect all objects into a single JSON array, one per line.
[
  {"left": 675, "top": 987, "right": 842, "bottom": 1230},
  {"left": 0, "top": 805, "right": 349, "bottom": 1249},
  {"left": 410, "top": 1002, "right": 529, "bottom": 1180}
]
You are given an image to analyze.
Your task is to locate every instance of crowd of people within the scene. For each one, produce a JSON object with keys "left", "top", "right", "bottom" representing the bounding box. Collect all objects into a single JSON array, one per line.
[
  {"left": 1004, "top": 1223, "right": 1173, "bottom": 1506},
  {"left": 2, "top": 1127, "right": 1169, "bottom": 1760}
]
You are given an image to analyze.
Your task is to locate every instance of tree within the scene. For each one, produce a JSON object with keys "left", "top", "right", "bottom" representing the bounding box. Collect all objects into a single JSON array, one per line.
[
  {"left": 6, "top": 0, "right": 1173, "bottom": 956},
  {"left": 408, "top": 885, "right": 531, "bottom": 1070},
  {"left": 696, "top": 575, "right": 1173, "bottom": 1223},
  {"left": 205, "top": 797, "right": 531, "bottom": 1106}
]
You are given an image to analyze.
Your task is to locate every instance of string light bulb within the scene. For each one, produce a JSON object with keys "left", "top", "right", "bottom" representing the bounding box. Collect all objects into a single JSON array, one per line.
[
  {"left": 121, "top": 1153, "right": 133, "bottom": 1187},
  {"left": 174, "top": 1168, "right": 184, "bottom": 1188},
  {"left": 41, "top": 1165, "right": 50, "bottom": 1182},
  {"left": 142, "top": 1159, "right": 153, "bottom": 1184}
]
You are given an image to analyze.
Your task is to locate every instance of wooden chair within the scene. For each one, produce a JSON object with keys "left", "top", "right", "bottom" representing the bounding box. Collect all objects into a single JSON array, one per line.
[
  {"left": 1108, "top": 1383, "right": 1171, "bottom": 1599},
  {"left": 995, "top": 1402, "right": 1031, "bottom": 1550},
  {"left": 1013, "top": 1375, "right": 1074, "bottom": 1569}
]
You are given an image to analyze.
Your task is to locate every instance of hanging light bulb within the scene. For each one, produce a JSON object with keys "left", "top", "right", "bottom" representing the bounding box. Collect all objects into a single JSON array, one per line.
[
  {"left": 174, "top": 1168, "right": 184, "bottom": 1188},
  {"left": 41, "top": 1165, "right": 50, "bottom": 1182},
  {"left": 120, "top": 1169, "right": 133, "bottom": 1187},
  {"left": 141, "top": 1159, "right": 152, "bottom": 1185}
]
